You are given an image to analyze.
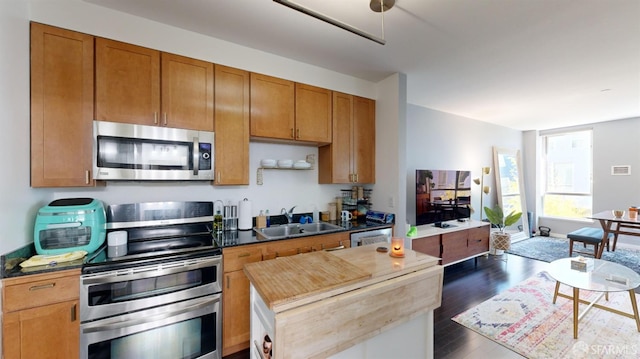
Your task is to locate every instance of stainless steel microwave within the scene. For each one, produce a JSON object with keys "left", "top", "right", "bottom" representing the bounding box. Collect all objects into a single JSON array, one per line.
[{"left": 93, "top": 121, "right": 214, "bottom": 181}]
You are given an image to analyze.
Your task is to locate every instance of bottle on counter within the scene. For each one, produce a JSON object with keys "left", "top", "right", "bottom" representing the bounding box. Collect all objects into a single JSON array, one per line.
[
  {"left": 313, "top": 205, "right": 319, "bottom": 223},
  {"left": 266, "top": 209, "right": 271, "bottom": 227},
  {"left": 214, "top": 210, "right": 223, "bottom": 233}
]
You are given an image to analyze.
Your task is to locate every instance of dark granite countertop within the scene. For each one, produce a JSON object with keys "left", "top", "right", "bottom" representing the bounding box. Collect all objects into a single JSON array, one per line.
[
  {"left": 218, "top": 220, "right": 393, "bottom": 248},
  {"left": 2, "top": 219, "right": 393, "bottom": 278},
  {"left": 1, "top": 243, "right": 86, "bottom": 279}
]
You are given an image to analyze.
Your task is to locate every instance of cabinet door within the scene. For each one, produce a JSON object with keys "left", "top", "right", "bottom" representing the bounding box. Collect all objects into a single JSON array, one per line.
[
  {"left": 30, "top": 23, "right": 95, "bottom": 188},
  {"left": 295, "top": 83, "right": 332, "bottom": 144},
  {"left": 412, "top": 235, "right": 441, "bottom": 259},
  {"left": 95, "top": 38, "right": 160, "bottom": 125},
  {"left": 441, "top": 230, "right": 469, "bottom": 265},
  {"left": 161, "top": 53, "right": 214, "bottom": 131},
  {"left": 214, "top": 65, "right": 250, "bottom": 185},
  {"left": 318, "top": 92, "right": 353, "bottom": 183},
  {"left": 222, "top": 270, "right": 251, "bottom": 357},
  {"left": 3, "top": 300, "right": 79, "bottom": 359},
  {"left": 250, "top": 73, "right": 295, "bottom": 140},
  {"left": 467, "top": 225, "right": 490, "bottom": 256},
  {"left": 352, "top": 96, "right": 376, "bottom": 184}
]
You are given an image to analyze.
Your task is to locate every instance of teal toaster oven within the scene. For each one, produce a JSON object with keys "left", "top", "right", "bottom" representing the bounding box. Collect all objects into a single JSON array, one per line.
[{"left": 34, "top": 198, "right": 106, "bottom": 255}]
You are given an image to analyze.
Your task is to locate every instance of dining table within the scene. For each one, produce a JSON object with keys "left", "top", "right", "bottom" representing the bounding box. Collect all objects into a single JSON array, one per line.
[{"left": 589, "top": 210, "right": 640, "bottom": 258}]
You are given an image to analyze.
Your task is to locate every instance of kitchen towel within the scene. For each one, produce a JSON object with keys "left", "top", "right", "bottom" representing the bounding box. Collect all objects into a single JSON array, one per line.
[{"left": 238, "top": 198, "right": 252, "bottom": 230}]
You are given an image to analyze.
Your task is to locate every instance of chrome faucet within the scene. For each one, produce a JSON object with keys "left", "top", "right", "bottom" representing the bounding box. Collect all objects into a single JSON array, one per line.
[{"left": 281, "top": 206, "right": 296, "bottom": 224}]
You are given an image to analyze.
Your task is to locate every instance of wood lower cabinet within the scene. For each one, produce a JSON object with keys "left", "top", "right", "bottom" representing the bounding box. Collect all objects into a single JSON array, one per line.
[
  {"left": 214, "top": 65, "right": 250, "bottom": 185},
  {"left": 412, "top": 223, "right": 490, "bottom": 265},
  {"left": 318, "top": 92, "right": 375, "bottom": 184},
  {"left": 96, "top": 38, "right": 214, "bottom": 131},
  {"left": 2, "top": 269, "right": 80, "bottom": 359},
  {"left": 221, "top": 232, "right": 350, "bottom": 356},
  {"left": 30, "top": 22, "right": 96, "bottom": 187}
]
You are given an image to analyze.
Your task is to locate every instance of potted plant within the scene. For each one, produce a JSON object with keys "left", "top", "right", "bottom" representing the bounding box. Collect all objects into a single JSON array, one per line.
[{"left": 484, "top": 205, "right": 522, "bottom": 254}]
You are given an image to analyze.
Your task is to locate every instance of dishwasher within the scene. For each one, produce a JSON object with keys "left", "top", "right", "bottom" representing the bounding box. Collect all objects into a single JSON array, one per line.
[{"left": 350, "top": 227, "right": 393, "bottom": 247}]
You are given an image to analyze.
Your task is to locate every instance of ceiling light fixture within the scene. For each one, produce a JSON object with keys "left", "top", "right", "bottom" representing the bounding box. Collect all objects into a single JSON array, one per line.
[{"left": 273, "top": 0, "right": 395, "bottom": 45}]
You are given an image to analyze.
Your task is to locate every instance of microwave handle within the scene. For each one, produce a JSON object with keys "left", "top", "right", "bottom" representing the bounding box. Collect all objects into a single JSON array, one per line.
[{"left": 193, "top": 137, "right": 199, "bottom": 176}]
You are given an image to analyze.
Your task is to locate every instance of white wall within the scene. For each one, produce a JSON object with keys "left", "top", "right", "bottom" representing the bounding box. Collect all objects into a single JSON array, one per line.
[
  {"left": 0, "top": 0, "right": 387, "bottom": 255},
  {"left": 533, "top": 117, "right": 640, "bottom": 247},
  {"left": 405, "top": 105, "right": 524, "bottom": 226},
  {"left": 0, "top": 0, "right": 51, "bottom": 254}
]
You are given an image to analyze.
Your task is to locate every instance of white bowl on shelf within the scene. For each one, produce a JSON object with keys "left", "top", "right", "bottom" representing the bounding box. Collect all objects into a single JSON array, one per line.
[
  {"left": 293, "top": 161, "right": 311, "bottom": 169},
  {"left": 261, "top": 159, "right": 276, "bottom": 168},
  {"left": 277, "top": 159, "right": 293, "bottom": 168}
]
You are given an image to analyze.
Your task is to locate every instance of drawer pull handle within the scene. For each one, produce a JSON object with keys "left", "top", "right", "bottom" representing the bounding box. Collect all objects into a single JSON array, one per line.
[
  {"left": 29, "top": 283, "right": 55, "bottom": 291},
  {"left": 71, "top": 304, "right": 77, "bottom": 322},
  {"left": 238, "top": 253, "right": 250, "bottom": 258}
]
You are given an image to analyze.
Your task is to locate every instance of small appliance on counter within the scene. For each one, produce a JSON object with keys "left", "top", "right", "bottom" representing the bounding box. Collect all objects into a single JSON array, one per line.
[{"left": 34, "top": 198, "right": 106, "bottom": 255}]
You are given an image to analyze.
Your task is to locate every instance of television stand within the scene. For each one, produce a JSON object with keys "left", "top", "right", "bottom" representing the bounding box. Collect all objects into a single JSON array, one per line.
[{"left": 411, "top": 220, "right": 490, "bottom": 266}]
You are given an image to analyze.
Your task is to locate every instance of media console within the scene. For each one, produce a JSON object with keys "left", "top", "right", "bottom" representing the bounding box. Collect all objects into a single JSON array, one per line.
[{"left": 410, "top": 220, "right": 490, "bottom": 266}]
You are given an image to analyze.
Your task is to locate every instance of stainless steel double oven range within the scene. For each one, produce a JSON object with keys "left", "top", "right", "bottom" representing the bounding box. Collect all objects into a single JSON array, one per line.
[{"left": 80, "top": 201, "right": 222, "bottom": 359}]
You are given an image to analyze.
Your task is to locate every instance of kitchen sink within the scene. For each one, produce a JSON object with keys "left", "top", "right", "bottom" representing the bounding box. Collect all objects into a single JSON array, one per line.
[{"left": 254, "top": 222, "right": 344, "bottom": 240}]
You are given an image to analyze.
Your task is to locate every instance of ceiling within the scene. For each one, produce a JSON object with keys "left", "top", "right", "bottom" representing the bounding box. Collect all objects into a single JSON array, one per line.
[{"left": 85, "top": 0, "right": 640, "bottom": 131}]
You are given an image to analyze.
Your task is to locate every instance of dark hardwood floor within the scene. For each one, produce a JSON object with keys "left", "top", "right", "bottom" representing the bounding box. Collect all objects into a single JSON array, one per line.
[
  {"left": 223, "top": 253, "right": 551, "bottom": 359},
  {"left": 435, "top": 254, "right": 548, "bottom": 359}
]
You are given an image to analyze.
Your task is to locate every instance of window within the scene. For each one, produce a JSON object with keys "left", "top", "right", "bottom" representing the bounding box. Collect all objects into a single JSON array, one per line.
[{"left": 541, "top": 129, "right": 593, "bottom": 218}]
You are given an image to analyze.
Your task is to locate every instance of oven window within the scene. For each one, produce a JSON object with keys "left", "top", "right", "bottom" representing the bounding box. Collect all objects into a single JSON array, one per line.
[
  {"left": 88, "top": 266, "right": 217, "bottom": 306},
  {"left": 88, "top": 313, "right": 217, "bottom": 359}
]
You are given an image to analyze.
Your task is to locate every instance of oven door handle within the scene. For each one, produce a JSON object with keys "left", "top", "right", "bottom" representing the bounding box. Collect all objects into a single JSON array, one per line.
[
  {"left": 82, "top": 295, "right": 214, "bottom": 334},
  {"left": 81, "top": 256, "right": 221, "bottom": 285}
]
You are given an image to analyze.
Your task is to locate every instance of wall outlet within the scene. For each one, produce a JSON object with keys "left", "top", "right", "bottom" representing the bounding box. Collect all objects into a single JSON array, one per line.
[{"left": 388, "top": 196, "right": 395, "bottom": 208}]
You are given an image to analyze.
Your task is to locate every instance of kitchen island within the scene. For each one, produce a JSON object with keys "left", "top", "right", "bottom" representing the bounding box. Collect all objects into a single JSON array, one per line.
[{"left": 243, "top": 243, "right": 443, "bottom": 359}]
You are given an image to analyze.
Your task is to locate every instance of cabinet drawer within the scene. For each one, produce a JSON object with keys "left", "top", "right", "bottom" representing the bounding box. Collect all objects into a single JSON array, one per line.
[
  {"left": 223, "top": 246, "right": 263, "bottom": 272},
  {"left": 3, "top": 271, "right": 79, "bottom": 313}
]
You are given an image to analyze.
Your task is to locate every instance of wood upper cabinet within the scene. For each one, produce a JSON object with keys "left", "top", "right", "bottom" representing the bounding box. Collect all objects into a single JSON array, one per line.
[
  {"left": 214, "top": 65, "right": 250, "bottom": 185},
  {"left": 250, "top": 73, "right": 332, "bottom": 144},
  {"left": 352, "top": 96, "right": 376, "bottom": 183},
  {"left": 2, "top": 269, "right": 80, "bottom": 359},
  {"left": 294, "top": 83, "right": 332, "bottom": 143},
  {"left": 250, "top": 73, "right": 294, "bottom": 140},
  {"left": 96, "top": 38, "right": 214, "bottom": 131},
  {"left": 319, "top": 92, "right": 376, "bottom": 184},
  {"left": 30, "top": 22, "right": 96, "bottom": 188},
  {"left": 161, "top": 53, "right": 214, "bottom": 131},
  {"left": 95, "top": 38, "right": 160, "bottom": 126}
]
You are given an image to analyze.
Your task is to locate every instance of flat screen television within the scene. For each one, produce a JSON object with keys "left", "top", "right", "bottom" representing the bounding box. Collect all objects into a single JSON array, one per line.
[{"left": 416, "top": 169, "right": 472, "bottom": 226}]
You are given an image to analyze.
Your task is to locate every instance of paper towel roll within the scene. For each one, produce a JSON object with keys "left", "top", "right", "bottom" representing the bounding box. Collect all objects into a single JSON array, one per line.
[{"left": 238, "top": 198, "right": 252, "bottom": 230}]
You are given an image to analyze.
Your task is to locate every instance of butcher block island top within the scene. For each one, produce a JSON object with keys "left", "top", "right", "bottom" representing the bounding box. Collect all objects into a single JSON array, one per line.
[
  {"left": 244, "top": 243, "right": 444, "bottom": 359},
  {"left": 243, "top": 243, "right": 440, "bottom": 313}
]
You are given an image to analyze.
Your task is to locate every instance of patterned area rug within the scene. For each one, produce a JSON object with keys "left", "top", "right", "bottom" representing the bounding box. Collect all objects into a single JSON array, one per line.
[
  {"left": 452, "top": 272, "right": 640, "bottom": 358},
  {"left": 508, "top": 236, "right": 640, "bottom": 274}
]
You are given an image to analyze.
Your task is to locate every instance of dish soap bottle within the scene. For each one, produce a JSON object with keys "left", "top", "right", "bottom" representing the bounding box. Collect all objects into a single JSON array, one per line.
[{"left": 265, "top": 209, "right": 271, "bottom": 227}]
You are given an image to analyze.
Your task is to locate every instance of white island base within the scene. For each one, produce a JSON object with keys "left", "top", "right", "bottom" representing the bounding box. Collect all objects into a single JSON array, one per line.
[{"left": 245, "top": 244, "right": 443, "bottom": 359}]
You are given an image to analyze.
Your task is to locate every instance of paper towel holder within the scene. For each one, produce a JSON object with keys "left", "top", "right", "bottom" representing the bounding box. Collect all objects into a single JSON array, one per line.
[{"left": 238, "top": 198, "right": 253, "bottom": 231}]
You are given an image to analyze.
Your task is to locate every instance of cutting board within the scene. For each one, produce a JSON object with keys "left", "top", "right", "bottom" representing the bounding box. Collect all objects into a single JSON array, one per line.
[{"left": 244, "top": 250, "right": 371, "bottom": 309}]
